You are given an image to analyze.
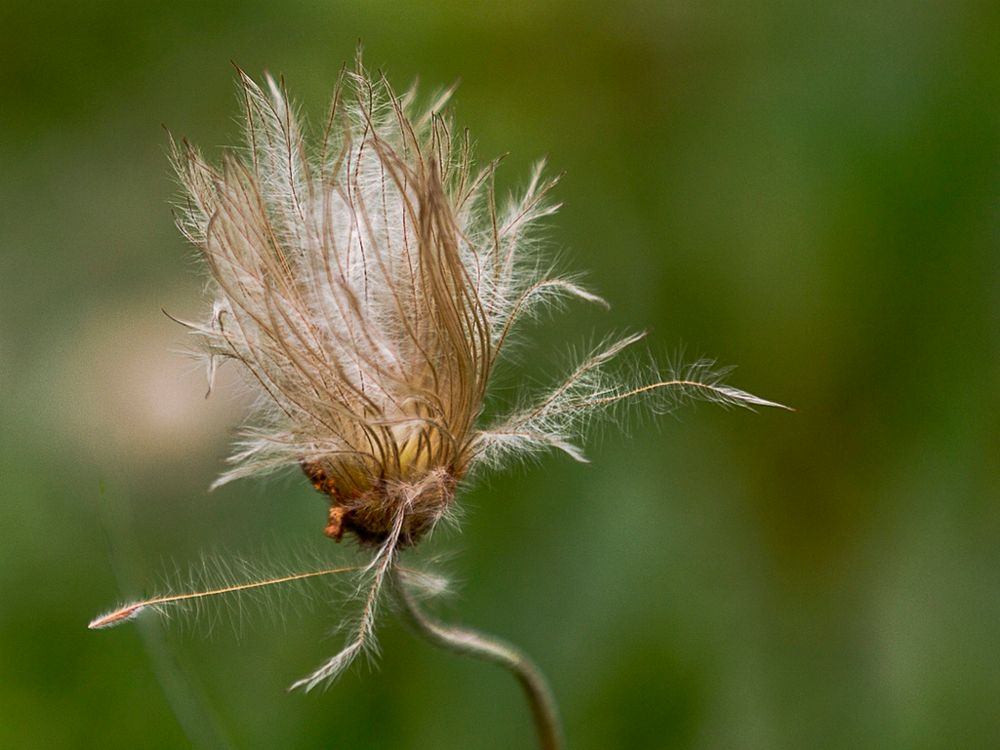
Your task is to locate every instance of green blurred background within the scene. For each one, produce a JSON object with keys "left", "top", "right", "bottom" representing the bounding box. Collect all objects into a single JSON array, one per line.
[{"left": 2, "top": 1, "right": 998, "bottom": 748}]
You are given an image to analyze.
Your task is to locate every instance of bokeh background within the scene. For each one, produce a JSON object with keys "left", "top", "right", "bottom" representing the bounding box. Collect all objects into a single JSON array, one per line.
[{"left": 2, "top": 1, "right": 998, "bottom": 748}]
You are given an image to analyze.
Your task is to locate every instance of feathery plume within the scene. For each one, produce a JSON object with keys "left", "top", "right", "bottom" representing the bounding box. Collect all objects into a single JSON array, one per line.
[{"left": 98, "top": 57, "right": 786, "bottom": 694}]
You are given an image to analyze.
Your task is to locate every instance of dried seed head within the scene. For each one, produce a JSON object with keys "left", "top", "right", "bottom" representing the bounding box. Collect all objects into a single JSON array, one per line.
[
  {"left": 166, "top": 58, "right": 787, "bottom": 688},
  {"left": 172, "top": 65, "right": 501, "bottom": 546}
]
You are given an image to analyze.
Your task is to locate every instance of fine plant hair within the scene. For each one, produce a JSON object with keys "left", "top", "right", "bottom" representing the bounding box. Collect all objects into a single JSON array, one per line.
[
  {"left": 92, "top": 54, "right": 787, "bottom": 748},
  {"left": 89, "top": 557, "right": 362, "bottom": 635}
]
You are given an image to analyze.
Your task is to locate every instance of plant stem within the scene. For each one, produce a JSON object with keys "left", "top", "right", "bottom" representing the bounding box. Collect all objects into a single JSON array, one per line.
[{"left": 390, "top": 567, "right": 564, "bottom": 750}]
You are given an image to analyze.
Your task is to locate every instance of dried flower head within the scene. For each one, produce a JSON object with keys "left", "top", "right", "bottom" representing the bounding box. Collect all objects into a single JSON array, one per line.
[{"left": 155, "top": 60, "right": 787, "bottom": 690}]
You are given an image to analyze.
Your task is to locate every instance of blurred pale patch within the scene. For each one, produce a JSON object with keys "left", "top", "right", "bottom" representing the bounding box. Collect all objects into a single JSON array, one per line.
[{"left": 46, "top": 293, "right": 250, "bottom": 473}]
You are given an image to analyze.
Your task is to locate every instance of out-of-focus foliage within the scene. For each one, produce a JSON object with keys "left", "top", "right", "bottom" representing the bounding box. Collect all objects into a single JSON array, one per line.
[{"left": 1, "top": 1, "right": 997, "bottom": 748}]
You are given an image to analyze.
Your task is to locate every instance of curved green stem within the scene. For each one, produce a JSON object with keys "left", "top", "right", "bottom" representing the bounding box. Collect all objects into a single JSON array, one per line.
[{"left": 390, "top": 567, "right": 563, "bottom": 750}]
